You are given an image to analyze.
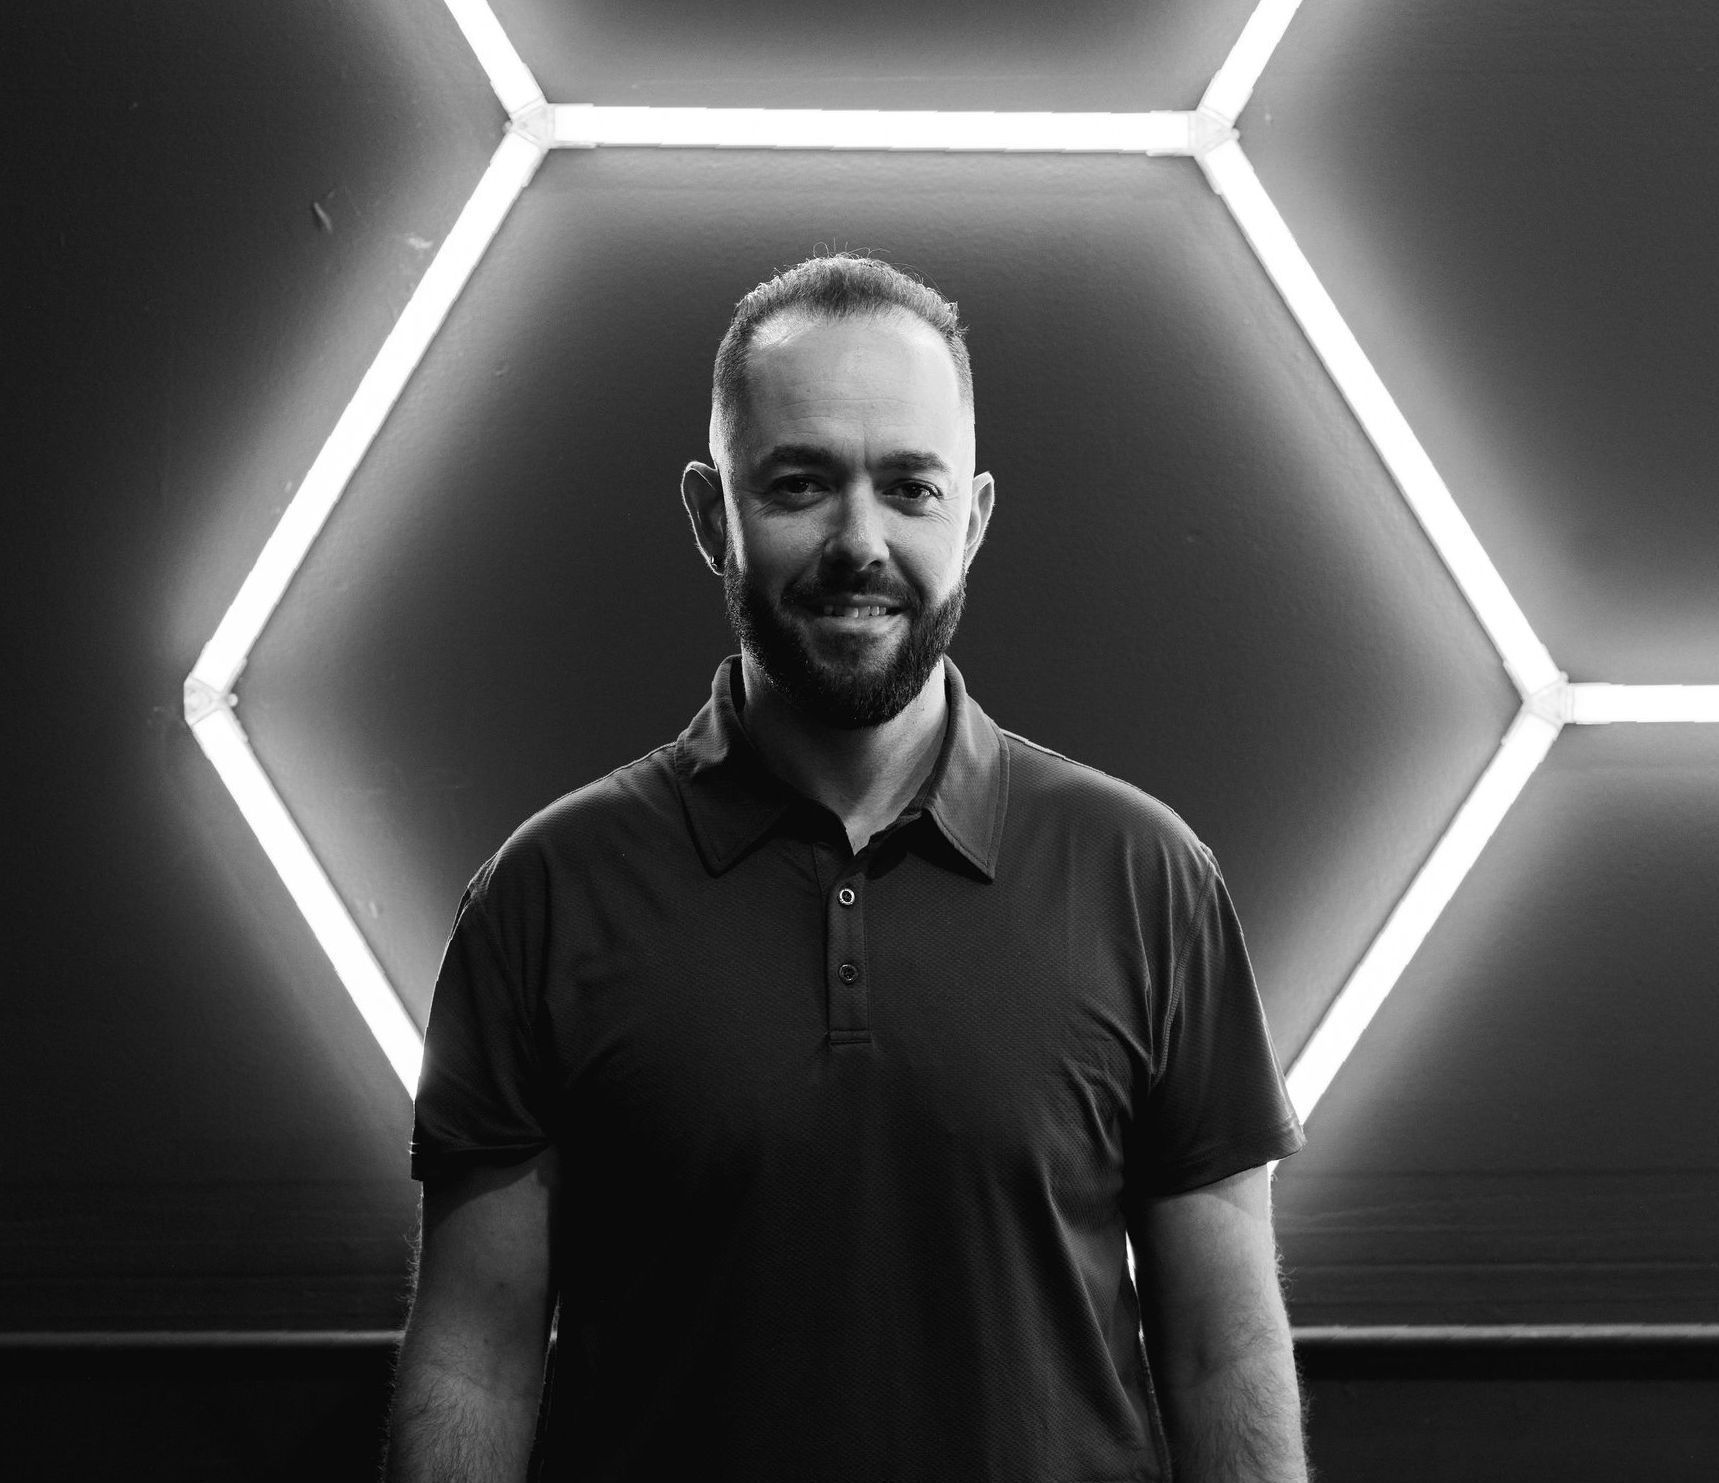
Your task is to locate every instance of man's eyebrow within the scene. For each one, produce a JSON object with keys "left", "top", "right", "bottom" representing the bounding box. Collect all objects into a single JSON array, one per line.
[
  {"left": 758, "top": 443, "right": 840, "bottom": 469},
  {"left": 756, "top": 445, "right": 954, "bottom": 475},
  {"left": 878, "top": 450, "right": 955, "bottom": 475}
]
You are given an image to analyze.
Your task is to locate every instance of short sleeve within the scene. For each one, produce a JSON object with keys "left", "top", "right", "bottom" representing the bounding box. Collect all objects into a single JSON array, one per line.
[
  {"left": 410, "top": 855, "right": 556, "bottom": 1182},
  {"left": 1126, "top": 854, "right": 1304, "bottom": 1199}
]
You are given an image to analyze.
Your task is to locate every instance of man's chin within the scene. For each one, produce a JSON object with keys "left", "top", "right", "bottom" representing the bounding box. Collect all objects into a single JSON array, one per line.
[
  {"left": 764, "top": 638, "right": 923, "bottom": 729},
  {"left": 796, "top": 647, "right": 898, "bottom": 694},
  {"left": 798, "top": 628, "right": 903, "bottom": 670}
]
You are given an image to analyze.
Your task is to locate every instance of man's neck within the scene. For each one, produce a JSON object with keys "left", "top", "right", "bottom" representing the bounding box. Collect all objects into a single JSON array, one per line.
[{"left": 737, "top": 653, "right": 948, "bottom": 855}]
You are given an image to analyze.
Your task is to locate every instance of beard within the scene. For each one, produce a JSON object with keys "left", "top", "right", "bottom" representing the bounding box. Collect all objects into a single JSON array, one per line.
[{"left": 724, "top": 555, "right": 966, "bottom": 730}]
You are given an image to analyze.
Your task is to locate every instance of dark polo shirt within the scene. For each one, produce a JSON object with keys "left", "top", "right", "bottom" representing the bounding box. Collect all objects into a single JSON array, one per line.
[{"left": 413, "top": 657, "right": 1303, "bottom": 1482}]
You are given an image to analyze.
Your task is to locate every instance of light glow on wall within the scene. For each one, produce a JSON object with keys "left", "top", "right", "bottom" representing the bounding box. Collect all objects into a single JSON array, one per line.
[
  {"left": 190, "top": 128, "right": 546, "bottom": 699},
  {"left": 1196, "top": 138, "right": 1561, "bottom": 700},
  {"left": 186, "top": 0, "right": 1718, "bottom": 1112}
]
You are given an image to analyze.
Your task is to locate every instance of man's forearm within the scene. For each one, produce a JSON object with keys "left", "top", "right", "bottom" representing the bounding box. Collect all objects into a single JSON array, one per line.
[
  {"left": 384, "top": 1335, "right": 545, "bottom": 1483},
  {"left": 1158, "top": 1340, "right": 1309, "bottom": 1483}
]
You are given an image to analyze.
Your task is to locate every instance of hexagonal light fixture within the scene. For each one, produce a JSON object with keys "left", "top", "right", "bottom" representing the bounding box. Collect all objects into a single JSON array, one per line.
[{"left": 184, "top": 0, "right": 1719, "bottom": 1112}]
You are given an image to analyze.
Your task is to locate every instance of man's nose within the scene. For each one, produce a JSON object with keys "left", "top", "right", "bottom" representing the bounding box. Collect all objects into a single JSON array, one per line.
[{"left": 823, "top": 486, "right": 889, "bottom": 569}]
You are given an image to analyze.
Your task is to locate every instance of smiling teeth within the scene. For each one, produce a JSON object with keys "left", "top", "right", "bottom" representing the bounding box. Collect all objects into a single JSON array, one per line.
[{"left": 822, "top": 606, "right": 889, "bottom": 617}]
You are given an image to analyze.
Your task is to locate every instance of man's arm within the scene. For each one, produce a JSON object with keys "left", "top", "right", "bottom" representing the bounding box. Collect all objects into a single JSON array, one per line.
[
  {"left": 1133, "top": 1165, "right": 1308, "bottom": 1483},
  {"left": 384, "top": 1149, "right": 560, "bottom": 1483}
]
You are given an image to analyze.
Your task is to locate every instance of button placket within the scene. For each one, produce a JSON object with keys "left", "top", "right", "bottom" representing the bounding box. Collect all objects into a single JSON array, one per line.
[{"left": 826, "top": 871, "right": 869, "bottom": 1044}]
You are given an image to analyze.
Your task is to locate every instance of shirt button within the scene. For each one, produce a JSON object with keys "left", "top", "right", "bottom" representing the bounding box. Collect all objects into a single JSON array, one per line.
[
  {"left": 837, "top": 887, "right": 856, "bottom": 907},
  {"left": 837, "top": 962, "right": 859, "bottom": 984}
]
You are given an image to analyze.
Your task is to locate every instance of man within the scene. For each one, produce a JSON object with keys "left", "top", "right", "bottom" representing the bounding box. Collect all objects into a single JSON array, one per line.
[{"left": 387, "top": 255, "right": 1308, "bottom": 1481}]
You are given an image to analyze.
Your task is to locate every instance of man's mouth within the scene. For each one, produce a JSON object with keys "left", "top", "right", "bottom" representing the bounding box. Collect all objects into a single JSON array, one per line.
[
  {"left": 815, "top": 603, "right": 898, "bottom": 619},
  {"left": 796, "top": 586, "right": 909, "bottom": 620}
]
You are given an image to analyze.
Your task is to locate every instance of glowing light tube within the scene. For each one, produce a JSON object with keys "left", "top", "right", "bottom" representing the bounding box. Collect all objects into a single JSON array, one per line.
[
  {"left": 190, "top": 130, "right": 545, "bottom": 696},
  {"left": 1567, "top": 683, "right": 1719, "bottom": 725},
  {"left": 1201, "top": 0, "right": 1307, "bottom": 126},
  {"left": 440, "top": 0, "right": 545, "bottom": 118},
  {"left": 191, "top": 0, "right": 1716, "bottom": 1126},
  {"left": 1285, "top": 704, "right": 1563, "bottom": 1121},
  {"left": 187, "top": 703, "right": 424, "bottom": 1093},
  {"left": 552, "top": 105, "right": 1196, "bottom": 154},
  {"left": 1198, "top": 139, "right": 1562, "bottom": 701}
]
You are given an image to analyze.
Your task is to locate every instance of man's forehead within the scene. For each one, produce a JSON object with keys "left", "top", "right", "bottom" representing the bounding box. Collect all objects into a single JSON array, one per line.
[
  {"left": 747, "top": 310, "right": 961, "bottom": 397},
  {"left": 713, "top": 307, "right": 973, "bottom": 468}
]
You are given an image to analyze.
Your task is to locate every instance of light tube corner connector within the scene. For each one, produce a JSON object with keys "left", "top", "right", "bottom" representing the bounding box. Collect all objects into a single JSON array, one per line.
[
  {"left": 1522, "top": 674, "right": 1573, "bottom": 728},
  {"left": 508, "top": 99, "right": 556, "bottom": 151},
  {"left": 183, "top": 675, "right": 237, "bottom": 729},
  {"left": 1190, "top": 106, "right": 1240, "bottom": 161}
]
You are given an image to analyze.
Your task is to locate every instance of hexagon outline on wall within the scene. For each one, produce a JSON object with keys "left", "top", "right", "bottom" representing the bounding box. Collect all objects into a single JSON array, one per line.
[{"left": 182, "top": 0, "right": 1719, "bottom": 1108}]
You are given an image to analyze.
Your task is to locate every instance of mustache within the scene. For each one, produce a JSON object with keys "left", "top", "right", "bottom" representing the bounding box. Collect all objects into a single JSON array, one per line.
[{"left": 784, "top": 574, "right": 918, "bottom": 611}]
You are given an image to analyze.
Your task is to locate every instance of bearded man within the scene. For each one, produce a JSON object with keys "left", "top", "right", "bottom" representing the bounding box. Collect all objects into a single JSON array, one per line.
[{"left": 386, "top": 255, "right": 1309, "bottom": 1482}]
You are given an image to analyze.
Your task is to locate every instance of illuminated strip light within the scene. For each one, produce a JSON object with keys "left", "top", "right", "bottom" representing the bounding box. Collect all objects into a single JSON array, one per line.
[
  {"left": 1285, "top": 705, "right": 1564, "bottom": 1121},
  {"left": 193, "top": 0, "right": 1719, "bottom": 1123},
  {"left": 552, "top": 105, "right": 1200, "bottom": 154},
  {"left": 441, "top": 0, "right": 545, "bottom": 118},
  {"left": 184, "top": 130, "right": 547, "bottom": 1093},
  {"left": 1192, "top": 104, "right": 1719, "bottom": 1115},
  {"left": 1197, "top": 140, "right": 1561, "bottom": 701},
  {"left": 1200, "top": 0, "right": 1307, "bottom": 127},
  {"left": 1196, "top": 120, "right": 1569, "bottom": 1119},
  {"left": 1567, "top": 683, "right": 1719, "bottom": 725},
  {"left": 1203, "top": 68, "right": 1570, "bottom": 1116},
  {"left": 185, "top": 698, "right": 425, "bottom": 1092},
  {"left": 1193, "top": 31, "right": 1716, "bottom": 1119}
]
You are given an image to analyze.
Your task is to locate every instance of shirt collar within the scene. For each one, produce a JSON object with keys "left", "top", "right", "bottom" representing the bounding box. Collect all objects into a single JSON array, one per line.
[{"left": 674, "top": 655, "right": 1008, "bottom": 881}]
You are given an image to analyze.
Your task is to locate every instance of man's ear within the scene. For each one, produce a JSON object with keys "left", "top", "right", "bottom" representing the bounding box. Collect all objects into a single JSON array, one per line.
[
  {"left": 963, "top": 471, "right": 996, "bottom": 571},
  {"left": 680, "top": 461, "right": 727, "bottom": 576}
]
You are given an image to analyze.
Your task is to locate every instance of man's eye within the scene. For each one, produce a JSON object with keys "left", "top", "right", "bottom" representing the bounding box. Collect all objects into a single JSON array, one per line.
[
  {"left": 769, "top": 476, "right": 823, "bottom": 500},
  {"left": 895, "top": 481, "right": 940, "bottom": 504}
]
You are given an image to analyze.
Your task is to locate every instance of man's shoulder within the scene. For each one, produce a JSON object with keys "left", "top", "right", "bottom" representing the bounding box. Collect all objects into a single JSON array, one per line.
[
  {"left": 997, "top": 726, "right": 1214, "bottom": 868},
  {"left": 476, "top": 742, "right": 685, "bottom": 888}
]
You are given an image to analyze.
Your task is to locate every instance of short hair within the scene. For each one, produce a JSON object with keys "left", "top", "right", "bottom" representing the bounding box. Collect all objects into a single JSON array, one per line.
[{"left": 711, "top": 253, "right": 973, "bottom": 461}]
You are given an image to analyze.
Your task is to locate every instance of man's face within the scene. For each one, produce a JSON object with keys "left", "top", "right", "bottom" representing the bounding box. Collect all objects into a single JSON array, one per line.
[{"left": 702, "top": 311, "right": 993, "bottom": 729}]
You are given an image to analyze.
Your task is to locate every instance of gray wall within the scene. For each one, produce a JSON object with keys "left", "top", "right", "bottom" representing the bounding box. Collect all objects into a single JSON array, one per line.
[{"left": 6, "top": 0, "right": 1718, "bottom": 1473}]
